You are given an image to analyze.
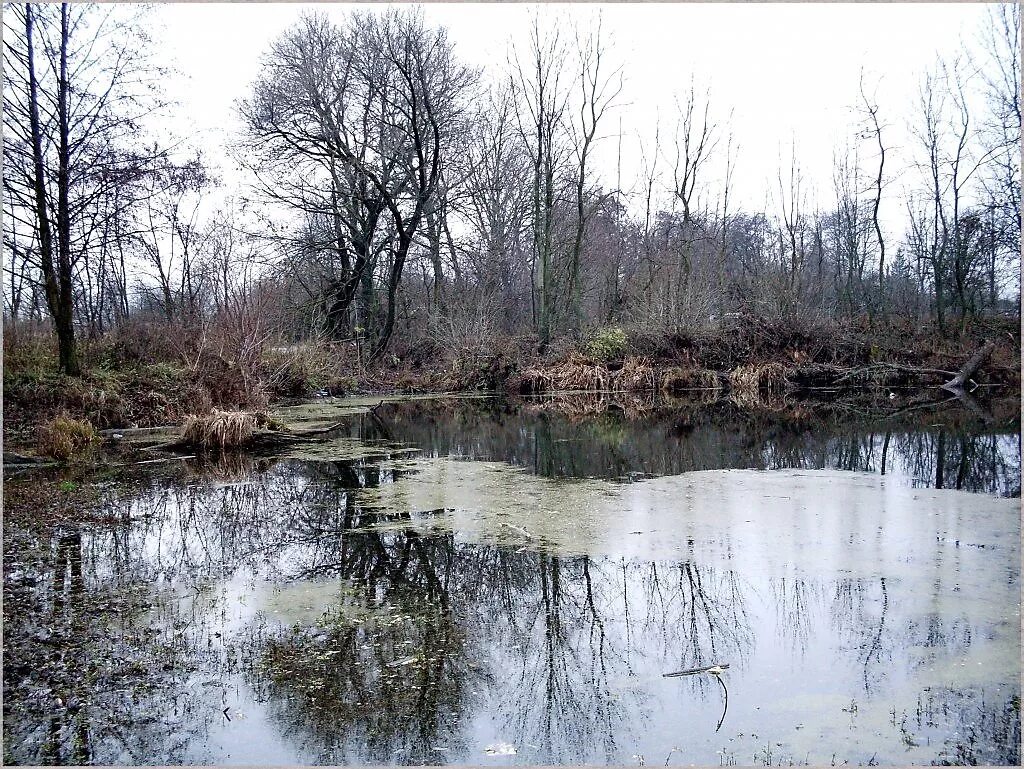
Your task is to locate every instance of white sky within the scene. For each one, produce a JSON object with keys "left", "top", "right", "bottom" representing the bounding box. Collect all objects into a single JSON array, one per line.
[{"left": 150, "top": 2, "right": 1001, "bottom": 236}]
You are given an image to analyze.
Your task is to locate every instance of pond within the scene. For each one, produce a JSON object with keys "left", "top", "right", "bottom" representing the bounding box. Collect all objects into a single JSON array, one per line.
[{"left": 3, "top": 394, "right": 1021, "bottom": 765}]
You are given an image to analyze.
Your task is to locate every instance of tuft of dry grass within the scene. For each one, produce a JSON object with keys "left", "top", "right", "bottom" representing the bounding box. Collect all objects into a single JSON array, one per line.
[
  {"left": 512, "top": 352, "right": 610, "bottom": 395},
  {"left": 180, "top": 409, "right": 273, "bottom": 450},
  {"left": 660, "top": 367, "right": 722, "bottom": 394},
  {"left": 613, "top": 356, "right": 656, "bottom": 391},
  {"left": 728, "top": 363, "right": 789, "bottom": 396},
  {"left": 550, "top": 352, "right": 609, "bottom": 391},
  {"left": 35, "top": 413, "right": 97, "bottom": 460}
]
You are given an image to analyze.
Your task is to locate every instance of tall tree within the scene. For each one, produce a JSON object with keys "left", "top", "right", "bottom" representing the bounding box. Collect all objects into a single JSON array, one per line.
[
  {"left": 566, "top": 18, "right": 621, "bottom": 330},
  {"left": 511, "top": 14, "right": 570, "bottom": 352},
  {"left": 3, "top": 3, "right": 167, "bottom": 373},
  {"left": 240, "top": 9, "right": 474, "bottom": 358}
]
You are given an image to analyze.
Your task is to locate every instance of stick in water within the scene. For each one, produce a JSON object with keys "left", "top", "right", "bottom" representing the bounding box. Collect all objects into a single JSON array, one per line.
[{"left": 663, "top": 663, "right": 730, "bottom": 677}]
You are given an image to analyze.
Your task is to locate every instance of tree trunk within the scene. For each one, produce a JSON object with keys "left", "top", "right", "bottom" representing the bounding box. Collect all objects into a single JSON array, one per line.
[
  {"left": 942, "top": 340, "right": 996, "bottom": 391},
  {"left": 55, "top": 3, "right": 80, "bottom": 375}
]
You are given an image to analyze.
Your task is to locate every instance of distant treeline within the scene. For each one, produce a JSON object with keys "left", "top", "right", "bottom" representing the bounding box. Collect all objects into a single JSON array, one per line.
[{"left": 3, "top": 4, "right": 1020, "bottom": 377}]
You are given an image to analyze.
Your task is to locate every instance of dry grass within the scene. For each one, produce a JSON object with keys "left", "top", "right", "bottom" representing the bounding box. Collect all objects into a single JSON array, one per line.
[
  {"left": 35, "top": 413, "right": 97, "bottom": 460},
  {"left": 660, "top": 367, "right": 722, "bottom": 394},
  {"left": 180, "top": 409, "right": 274, "bottom": 450},
  {"left": 549, "top": 352, "right": 610, "bottom": 391},
  {"left": 728, "top": 363, "right": 789, "bottom": 396},
  {"left": 613, "top": 356, "right": 656, "bottom": 391},
  {"left": 511, "top": 352, "right": 610, "bottom": 394}
]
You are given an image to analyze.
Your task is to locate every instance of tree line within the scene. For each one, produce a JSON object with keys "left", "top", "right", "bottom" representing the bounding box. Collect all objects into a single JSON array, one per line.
[{"left": 4, "top": 3, "right": 1020, "bottom": 376}]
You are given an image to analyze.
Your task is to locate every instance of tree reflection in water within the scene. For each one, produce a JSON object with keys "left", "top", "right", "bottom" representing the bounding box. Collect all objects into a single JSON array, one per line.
[
  {"left": 345, "top": 396, "right": 1021, "bottom": 496},
  {"left": 3, "top": 398, "right": 1020, "bottom": 765}
]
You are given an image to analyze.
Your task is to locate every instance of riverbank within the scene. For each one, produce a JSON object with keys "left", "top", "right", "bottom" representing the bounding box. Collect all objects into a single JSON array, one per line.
[{"left": 4, "top": 315, "right": 1019, "bottom": 457}]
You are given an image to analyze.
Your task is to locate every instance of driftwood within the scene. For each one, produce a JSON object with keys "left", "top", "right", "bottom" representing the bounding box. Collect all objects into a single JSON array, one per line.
[
  {"left": 3, "top": 451, "right": 50, "bottom": 465},
  {"left": 663, "top": 662, "right": 730, "bottom": 677},
  {"left": 941, "top": 340, "right": 996, "bottom": 392},
  {"left": 664, "top": 663, "right": 731, "bottom": 731},
  {"left": 499, "top": 522, "right": 534, "bottom": 540},
  {"left": 787, "top": 342, "right": 999, "bottom": 393},
  {"left": 98, "top": 425, "right": 176, "bottom": 438}
]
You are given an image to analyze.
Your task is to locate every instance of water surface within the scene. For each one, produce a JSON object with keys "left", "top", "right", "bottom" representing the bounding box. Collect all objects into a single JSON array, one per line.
[{"left": 3, "top": 395, "right": 1020, "bottom": 765}]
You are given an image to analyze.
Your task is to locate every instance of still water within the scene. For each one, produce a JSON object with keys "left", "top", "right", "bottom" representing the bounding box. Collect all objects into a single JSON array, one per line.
[{"left": 3, "top": 395, "right": 1020, "bottom": 765}]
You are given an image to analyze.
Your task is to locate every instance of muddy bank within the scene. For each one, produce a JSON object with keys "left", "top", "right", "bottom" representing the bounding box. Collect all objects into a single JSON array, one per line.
[{"left": 5, "top": 316, "right": 1019, "bottom": 447}]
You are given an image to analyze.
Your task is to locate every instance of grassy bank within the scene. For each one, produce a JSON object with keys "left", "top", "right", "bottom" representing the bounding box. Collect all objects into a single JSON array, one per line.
[{"left": 4, "top": 314, "right": 1019, "bottom": 457}]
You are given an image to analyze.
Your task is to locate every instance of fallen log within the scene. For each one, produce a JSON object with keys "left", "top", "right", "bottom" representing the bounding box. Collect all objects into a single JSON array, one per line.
[
  {"left": 942, "top": 340, "right": 996, "bottom": 392},
  {"left": 3, "top": 451, "right": 50, "bottom": 465},
  {"left": 663, "top": 663, "right": 730, "bottom": 677}
]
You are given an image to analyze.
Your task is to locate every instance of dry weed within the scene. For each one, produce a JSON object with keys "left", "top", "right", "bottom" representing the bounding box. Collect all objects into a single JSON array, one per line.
[
  {"left": 728, "top": 363, "right": 789, "bottom": 395},
  {"left": 614, "top": 356, "right": 657, "bottom": 391},
  {"left": 35, "top": 413, "right": 97, "bottom": 460},
  {"left": 180, "top": 410, "right": 273, "bottom": 450}
]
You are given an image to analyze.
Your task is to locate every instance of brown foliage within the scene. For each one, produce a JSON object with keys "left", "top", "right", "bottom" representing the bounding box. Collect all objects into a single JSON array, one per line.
[
  {"left": 660, "top": 367, "right": 723, "bottom": 394},
  {"left": 728, "top": 363, "right": 789, "bottom": 396},
  {"left": 180, "top": 410, "right": 275, "bottom": 450},
  {"left": 613, "top": 356, "right": 656, "bottom": 391},
  {"left": 35, "top": 413, "right": 97, "bottom": 460}
]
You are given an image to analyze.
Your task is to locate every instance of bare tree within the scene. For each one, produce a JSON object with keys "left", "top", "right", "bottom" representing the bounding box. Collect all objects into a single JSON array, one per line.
[
  {"left": 3, "top": 3, "right": 167, "bottom": 373},
  {"left": 671, "top": 83, "right": 718, "bottom": 285},
  {"left": 240, "top": 9, "right": 475, "bottom": 359},
  {"left": 511, "top": 13, "right": 571, "bottom": 352},
  {"left": 778, "top": 139, "right": 808, "bottom": 301},
  {"left": 859, "top": 74, "right": 887, "bottom": 298},
  {"left": 566, "top": 17, "right": 622, "bottom": 330}
]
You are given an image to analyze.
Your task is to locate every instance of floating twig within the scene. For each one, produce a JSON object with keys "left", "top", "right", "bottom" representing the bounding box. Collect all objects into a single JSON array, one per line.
[{"left": 662, "top": 662, "right": 729, "bottom": 677}]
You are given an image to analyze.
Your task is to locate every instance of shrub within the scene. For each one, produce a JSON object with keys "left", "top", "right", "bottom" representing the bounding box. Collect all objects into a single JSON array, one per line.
[
  {"left": 264, "top": 341, "right": 337, "bottom": 396},
  {"left": 584, "top": 326, "right": 628, "bottom": 362},
  {"left": 35, "top": 413, "right": 97, "bottom": 461}
]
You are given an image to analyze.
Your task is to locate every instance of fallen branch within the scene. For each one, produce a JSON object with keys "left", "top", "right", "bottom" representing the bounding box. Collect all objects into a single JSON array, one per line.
[
  {"left": 499, "top": 522, "right": 534, "bottom": 540},
  {"left": 942, "top": 340, "right": 996, "bottom": 392},
  {"left": 663, "top": 662, "right": 730, "bottom": 677},
  {"left": 3, "top": 451, "right": 50, "bottom": 465},
  {"left": 98, "top": 425, "right": 176, "bottom": 437}
]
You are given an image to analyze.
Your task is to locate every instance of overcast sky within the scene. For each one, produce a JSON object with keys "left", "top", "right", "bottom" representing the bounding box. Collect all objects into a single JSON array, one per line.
[{"left": 150, "top": 2, "right": 1000, "bottom": 234}]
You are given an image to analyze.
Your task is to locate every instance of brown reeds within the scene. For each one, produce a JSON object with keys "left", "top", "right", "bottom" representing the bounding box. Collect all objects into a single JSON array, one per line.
[
  {"left": 660, "top": 367, "right": 723, "bottom": 394},
  {"left": 613, "top": 356, "right": 657, "bottom": 391},
  {"left": 728, "top": 363, "right": 789, "bottom": 396},
  {"left": 510, "top": 352, "right": 610, "bottom": 394},
  {"left": 180, "top": 410, "right": 273, "bottom": 450},
  {"left": 35, "top": 413, "right": 97, "bottom": 460}
]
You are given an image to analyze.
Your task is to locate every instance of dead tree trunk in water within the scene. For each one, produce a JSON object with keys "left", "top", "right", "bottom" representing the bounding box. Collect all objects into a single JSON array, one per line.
[{"left": 942, "top": 340, "right": 996, "bottom": 391}]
